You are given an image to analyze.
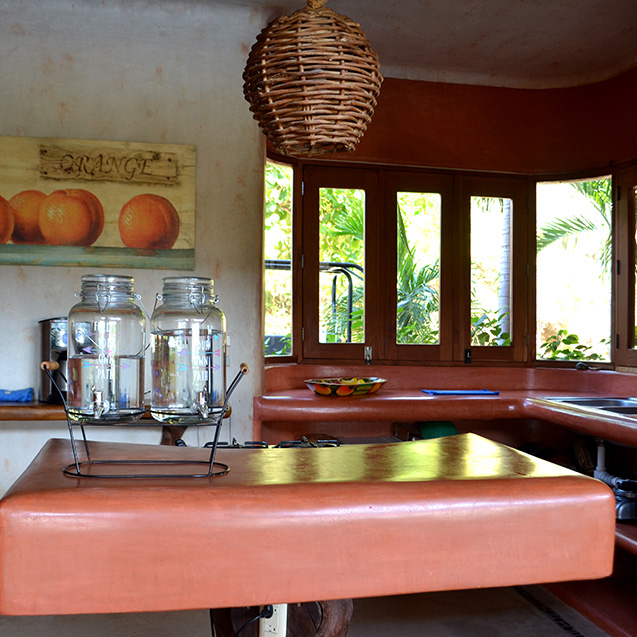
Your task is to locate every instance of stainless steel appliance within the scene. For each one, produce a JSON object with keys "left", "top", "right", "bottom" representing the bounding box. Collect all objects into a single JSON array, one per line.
[{"left": 39, "top": 317, "right": 67, "bottom": 403}]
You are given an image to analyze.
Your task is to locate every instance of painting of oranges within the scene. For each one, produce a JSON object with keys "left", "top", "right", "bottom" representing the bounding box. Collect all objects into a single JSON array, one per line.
[
  {"left": 0, "top": 136, "right": 195, "bottom": 268},
  {"left": 1, "top": 187, "right": 181, "bottom": 249}
]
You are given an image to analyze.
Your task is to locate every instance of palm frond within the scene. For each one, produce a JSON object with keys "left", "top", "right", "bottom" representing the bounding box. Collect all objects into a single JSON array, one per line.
[
  {"left": 571, "top": 179, "right": 612, "bottom": 226},
  {"left": 330, "top": 207, "right": 365, "bottom": 238},
  {"left": 536, "top": 215, "right": 598, "bottom": 252}
]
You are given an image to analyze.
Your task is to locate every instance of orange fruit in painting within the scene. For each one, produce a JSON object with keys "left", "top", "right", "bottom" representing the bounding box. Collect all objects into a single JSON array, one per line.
[
  {"left": 0, "top": 196, "right": 15, "bottom": 244},
  {"left": 9, "top": 190, "right": 46, "bottom": 244},
  {"left": 39, "top": 189, "right": 104, "bottom": 246},
  {"left": 118, "top": 194, "right": 180, "bottom": 249}
]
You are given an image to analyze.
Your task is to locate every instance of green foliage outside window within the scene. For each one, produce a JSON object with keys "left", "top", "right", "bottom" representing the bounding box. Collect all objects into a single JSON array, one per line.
[
  {"left": 536, "top": 178, "right": 612, "bottom": 361},
  {"left": 264, "top": 163, "right": 293, "bottom": 356},
  {"left": 471, "top": 311, "right": 511, "bottom": 347},
  {"left": 264, "top": 163, "right": 613, "bottom": 359},
  {"left": 318, "top": 188, "right": 365, "bottom": 343},
  {"left": 538, "top": 329, "right": 604, "bottom": 361},
  {"left": 319, "top": 189, "right": 442, "bottom": 344}
]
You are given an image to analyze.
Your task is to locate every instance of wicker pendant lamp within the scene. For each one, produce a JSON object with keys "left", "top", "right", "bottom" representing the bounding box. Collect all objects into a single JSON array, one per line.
[{"left": 243, "top": 0, "right": 383, "bottom": 157}]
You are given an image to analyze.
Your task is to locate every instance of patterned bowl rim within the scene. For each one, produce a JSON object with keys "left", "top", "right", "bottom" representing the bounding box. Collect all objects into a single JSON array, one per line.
[{"left": 304, "top": 377, "right": 387, "bottom": 386}]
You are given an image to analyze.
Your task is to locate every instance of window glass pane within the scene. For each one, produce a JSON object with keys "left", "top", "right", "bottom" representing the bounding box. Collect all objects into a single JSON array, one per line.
[
  {"left": 470, "top": 196, "right": 512, "bottom": 346},
  {"left": 536, "top": 177, "right": 611, "bottom": 361},
  {"left": 264, "top": 161, "right": 293, "bottom": 356},
  {"left": 396, "top": 192, "right": 441, "bottom": 344},
  {"left": 318, "top": 188, "right": 365, "bottom": 343}
]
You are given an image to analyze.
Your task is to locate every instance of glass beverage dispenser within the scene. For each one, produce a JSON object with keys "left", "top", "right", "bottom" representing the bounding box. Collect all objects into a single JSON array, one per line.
[
  {"left": 150, "top": 277, "right": 226, "bottom": 424},
  {"left": 67, "top": 274, "right": 146, "bottom": 424}
]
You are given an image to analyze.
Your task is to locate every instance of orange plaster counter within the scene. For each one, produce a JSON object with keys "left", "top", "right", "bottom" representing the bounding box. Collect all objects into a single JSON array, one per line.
[
  {"left": 254, "top": 365, "right": 637, "bottom": 446},
  {"left": 0, "top": 434, "right": 614, "bottom": 616}
]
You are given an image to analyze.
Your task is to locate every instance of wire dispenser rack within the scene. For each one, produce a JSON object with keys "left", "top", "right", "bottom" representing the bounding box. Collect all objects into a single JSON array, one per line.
[{"left": 41, "top": 362, "right": 248, "bottom": 479}]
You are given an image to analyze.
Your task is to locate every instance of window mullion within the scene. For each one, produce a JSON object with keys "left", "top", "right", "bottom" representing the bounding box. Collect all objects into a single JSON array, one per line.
[{"left": 614, "top": 166, "right": 637, "bottom": 365}]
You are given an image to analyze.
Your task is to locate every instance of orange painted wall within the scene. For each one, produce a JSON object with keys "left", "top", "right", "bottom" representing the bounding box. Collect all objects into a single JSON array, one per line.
[{"left": 346, "top": 67, "right": 637, "bottom": 175}]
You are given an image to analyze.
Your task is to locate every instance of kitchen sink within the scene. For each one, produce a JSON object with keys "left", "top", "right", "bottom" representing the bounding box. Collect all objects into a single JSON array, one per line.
[
  {"left": 598, "top": 405, "right": 637, "bottom": 415},
  {"left": 548, "top": 397, "right": 637, "bottom": 407},
  {"left": 546, "top": 396, "right": 637, "bottom": 418}
]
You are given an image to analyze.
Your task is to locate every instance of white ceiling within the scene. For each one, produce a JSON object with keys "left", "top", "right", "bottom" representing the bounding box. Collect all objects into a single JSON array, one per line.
[{"left": 221, "top": 0, "right": 637, "bottom": 88}]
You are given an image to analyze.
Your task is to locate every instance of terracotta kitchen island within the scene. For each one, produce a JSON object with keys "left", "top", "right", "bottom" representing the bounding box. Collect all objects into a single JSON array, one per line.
[{"left": 0, "top": 432, "right": 614, "bottom": 622}]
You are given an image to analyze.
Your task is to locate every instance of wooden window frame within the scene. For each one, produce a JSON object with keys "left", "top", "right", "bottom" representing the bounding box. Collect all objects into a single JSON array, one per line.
[
  {"left": 456, "top": 175, "right": 530, "bottom": 364},
  {"left": 381, "top": 171, "right": 454, "bottom": 362},
  {"left": 264, "top": 155, "right": 300, "bottom": 365},
  {"left": 266, "top": 156, "right": 636, "bottom": 371},
  {"left": 298, "top": 164, "right": 530, "bottom": 364},
  {"left": 614, "top": 164, "right": 637, "bottom": 367},
  {"left": 301, "top": 165, "right": 381, "bottom": 361},
  {"left": 534, "top": 170, "right": 616, "bottom": 369}
]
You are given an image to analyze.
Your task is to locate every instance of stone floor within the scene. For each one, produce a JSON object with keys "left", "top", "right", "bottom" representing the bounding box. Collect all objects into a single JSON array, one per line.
[{"left": 0, "top": 585, "right": 609, "bottom": 636}]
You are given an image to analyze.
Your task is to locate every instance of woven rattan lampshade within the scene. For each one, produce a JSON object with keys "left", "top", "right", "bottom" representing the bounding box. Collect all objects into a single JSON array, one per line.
[{"left": 243, "top": 0, "right": 383, "bottom": 157}]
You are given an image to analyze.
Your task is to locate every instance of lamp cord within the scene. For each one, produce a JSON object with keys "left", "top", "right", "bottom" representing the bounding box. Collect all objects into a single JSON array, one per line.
[{"left": 210, "top": 605, "right": 274, "bottom": 637}]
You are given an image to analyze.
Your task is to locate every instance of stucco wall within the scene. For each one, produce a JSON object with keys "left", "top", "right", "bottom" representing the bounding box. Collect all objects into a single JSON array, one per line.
[{"left": 0, "top": 0, "right": 267, "bottom": 494}]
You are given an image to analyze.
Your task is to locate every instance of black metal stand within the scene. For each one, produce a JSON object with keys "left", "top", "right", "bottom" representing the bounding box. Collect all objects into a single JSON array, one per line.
[
  {"left": 43, "top": 363, "right": 248, "bottom": 479},
  {"left": 62, "top": 415, "right": 230, "bottom": 479}
]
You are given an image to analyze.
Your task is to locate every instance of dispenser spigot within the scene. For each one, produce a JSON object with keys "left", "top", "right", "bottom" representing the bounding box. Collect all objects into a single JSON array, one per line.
[
  {"left": 195, "top": 388, "right": 209, "bottom": 419},
  {"left": 92, "top": 389, "right": 109, "bottom": 419}
]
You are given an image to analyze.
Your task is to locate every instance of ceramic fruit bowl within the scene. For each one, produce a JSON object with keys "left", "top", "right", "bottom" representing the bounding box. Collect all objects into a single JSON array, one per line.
[{"left": 304, "top": 377, "right": 386, "bottom": 397}]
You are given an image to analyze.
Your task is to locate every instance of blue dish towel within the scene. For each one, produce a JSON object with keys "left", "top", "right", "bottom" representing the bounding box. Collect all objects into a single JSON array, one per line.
[
  {"left": 422, "top": 389, "right": 499, "bottom": 395},
  {"left": 0, "top": 388, "right": 34, "bottom": 402}
]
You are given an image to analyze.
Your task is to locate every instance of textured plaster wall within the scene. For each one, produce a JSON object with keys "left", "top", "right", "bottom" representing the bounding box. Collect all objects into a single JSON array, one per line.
[{"left": 0, "top": 0, "right": 267, "bottom": 494}]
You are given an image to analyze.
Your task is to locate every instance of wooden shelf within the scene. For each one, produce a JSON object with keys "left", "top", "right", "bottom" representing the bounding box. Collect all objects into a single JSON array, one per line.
[
  {"left": 0, "top": 403, "right": 155, "bottom": 422},
  {"left": 0, "top": 402, "right": 66, "bottom": 421}
]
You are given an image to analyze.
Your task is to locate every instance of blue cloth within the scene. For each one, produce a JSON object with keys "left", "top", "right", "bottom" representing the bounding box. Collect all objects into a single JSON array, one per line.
[
  {"left": 0, "top": 388, "right": 34, "bottom": 402},
  {"left": 422, "top": 389, "right": 499, "bottom": 395}
]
